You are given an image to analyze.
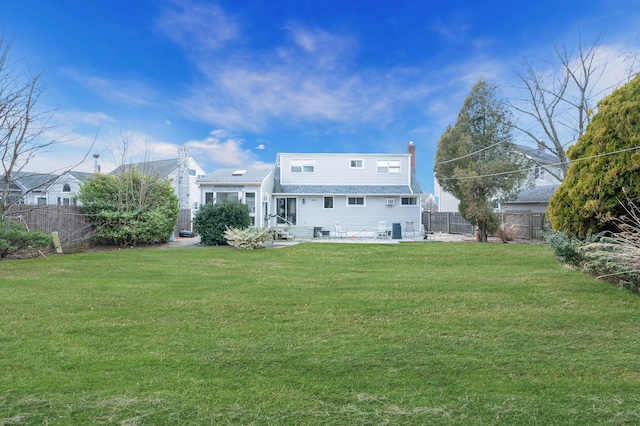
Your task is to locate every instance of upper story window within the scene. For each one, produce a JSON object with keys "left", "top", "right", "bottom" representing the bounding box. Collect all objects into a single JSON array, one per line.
[
  {"left": 535, "top": 165, "right": 545, "bottom": 180},
  {"left": 349, "top": 159, "right": 364, "bottom": 169},
  {"left": 189, "top": 169, "right": 196, "bottom": 176},
  {"left": 291, "top": 159, "right": 315, "bottom": 173},
  {"left": 376, "top": 160, "right": 400, "bottom": 174},
  {"left": 62, "top": 183, "right": 71, "bottom": 192}
]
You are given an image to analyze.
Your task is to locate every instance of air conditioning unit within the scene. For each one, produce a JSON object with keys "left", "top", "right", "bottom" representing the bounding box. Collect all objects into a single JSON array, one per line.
[{"left": 385, "top": 198, "right": 395, "bottom": 206}]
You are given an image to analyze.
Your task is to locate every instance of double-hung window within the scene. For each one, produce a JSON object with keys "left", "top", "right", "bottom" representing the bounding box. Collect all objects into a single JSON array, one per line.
[
  {"left": 324, "top": 196, "right": 334, "bottom": 209},
  {"left": 291, "top": 159, "right": 315, "bottom": 173},
  {"left": 377, "top": 160, "right": 400, "bottom": 174},
  {"left": 349, "top": 159, "right": 364, "bottom": 169}
]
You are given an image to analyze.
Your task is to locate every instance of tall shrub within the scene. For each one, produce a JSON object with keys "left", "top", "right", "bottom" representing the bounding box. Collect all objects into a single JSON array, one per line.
[
  {"left": 194, "top": 202, "right": 250, "bottom": 245},
  {"left": 78, "top": 168, "right": 179, "bottom": 246},
  {"left": 548, "top": 74, "right": 640, "bottom": 238}
]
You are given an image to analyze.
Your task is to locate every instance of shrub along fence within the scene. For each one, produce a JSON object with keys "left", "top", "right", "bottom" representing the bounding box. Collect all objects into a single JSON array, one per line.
[
  {"left": 4, "top": 205, "right": 94, "bottom": 250},
  {"left": 422, "top": 211, "right": 549, "bottom": 240},
  {"left": 4, "top": 205, "right": 194, "bottom": 250}
]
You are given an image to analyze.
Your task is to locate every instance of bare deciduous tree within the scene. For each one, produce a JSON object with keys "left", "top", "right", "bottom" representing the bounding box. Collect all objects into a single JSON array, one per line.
[
  {"left": 508, "top": 34, "right": 638, "bottom": 182},
  {"left": 0, "top": 39, "right": 93, "bottom": 215}
]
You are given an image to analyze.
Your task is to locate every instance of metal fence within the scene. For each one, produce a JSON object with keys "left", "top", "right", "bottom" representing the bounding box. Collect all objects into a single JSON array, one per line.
[{"left": 422, "top": 211, "right": 549, "bottom": 240}]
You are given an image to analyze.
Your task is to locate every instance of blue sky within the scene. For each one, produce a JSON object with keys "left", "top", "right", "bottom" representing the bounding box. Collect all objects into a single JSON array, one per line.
[{"left": 1, "top": 0, "right": 639, "bottom": 194}]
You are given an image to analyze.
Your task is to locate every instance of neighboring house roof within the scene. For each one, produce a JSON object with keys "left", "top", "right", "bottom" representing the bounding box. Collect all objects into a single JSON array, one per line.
[
  {"left": 67, "top": 171, "right": 93, "bottom": 183},
  {"left": 197, "top": 168, "right": 272, "bottom": 185},
  {"left": 513, "top": 144, "right": 558, "bottom": 165},
  {"left": 110, "top": 158, "right": 179, "bottom": 177},
  {"left": 12, "top": 172, "right": 59, "bottom": 191},
  {"left": 507, "top": 184, "right": 559, "bottom": 204}
]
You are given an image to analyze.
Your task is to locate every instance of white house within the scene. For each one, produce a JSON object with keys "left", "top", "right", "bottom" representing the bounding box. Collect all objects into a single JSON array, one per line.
[
  {"left": 435, "top": 141, "right": 562, "bottom": 213},
  {"left": 195, "top": 142, "right": 424, "bottom": 239},
  {"left": 269, "top": 142, "right": 423, "bottom": 238},
  {"left": 196, "top": 168, "right": 274, "bottom": 227},
  {"left": 3, "top": 171, "right": 92, "bottom": 206}
]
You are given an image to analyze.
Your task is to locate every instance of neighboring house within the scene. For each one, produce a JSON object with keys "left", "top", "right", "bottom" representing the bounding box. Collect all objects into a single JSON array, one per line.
[
  {"left": 499, "top": 184, "right": 560, "bottom": 213},
  {"left": 196, "top": 168, "right": 274, "bottom": 227},
  {"left": 434, "top": 140, "right": 562, "bottom": 214},
  {"left": 1, "top": 171, "right": 91, "bottom": 206},
  {"left": 46, "top": 171, "right": 93, "bottom": 206},
  {"left": 269, "top": 142, "right": 423, "bottom": 238},
  {"left": 110, "top": 148, "right": 206, "bottom": 215}
]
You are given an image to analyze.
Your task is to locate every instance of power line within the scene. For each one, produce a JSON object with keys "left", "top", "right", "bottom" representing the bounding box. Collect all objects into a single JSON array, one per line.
[
  {"left": 437, "top": 145, "right": 640, "bottom": 181},
  {"left": 436, "top": 139, "right": 510, "bottom": 164}
]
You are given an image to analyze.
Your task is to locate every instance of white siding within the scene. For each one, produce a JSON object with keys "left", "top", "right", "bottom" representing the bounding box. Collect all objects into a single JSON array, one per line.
[
  {"left": 279, "top": 153, "right": 411, "bottom": 186},
  {"left": 291, "top": 194, "right": 421, "bottom": 236}
]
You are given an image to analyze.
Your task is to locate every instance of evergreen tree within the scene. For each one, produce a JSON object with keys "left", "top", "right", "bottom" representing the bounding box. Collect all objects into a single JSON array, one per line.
[
  {"left": 548, "top": 74, "right": 640, "bottom": 238},
  {"left": 434, "top": 79, "right": 530, "bottom": 241}
]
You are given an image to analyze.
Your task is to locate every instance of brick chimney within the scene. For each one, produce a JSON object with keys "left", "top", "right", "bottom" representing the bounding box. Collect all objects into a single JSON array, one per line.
[
  {"left": 407, "top": 141, "right": 416, "bottom": 173},
  {"left": 538, "top": 139, "right": 546, "bottom": 153}
]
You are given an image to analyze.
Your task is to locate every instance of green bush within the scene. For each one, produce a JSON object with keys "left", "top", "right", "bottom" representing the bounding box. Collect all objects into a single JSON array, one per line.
[
  {"left": 193, "top": 202, "right": 250, "bottom": 245},
  {"left": 0, "top": 221, "right": 52, "bottom": 258},
  {"left": 78, "top": 169, "right": 179, "bottom": 247},
  {"left": 548, "top": 74, "right": 640, "bottom": 238},
  {"left": 544, "top": 230, "right": 600, "bottom": 268}
]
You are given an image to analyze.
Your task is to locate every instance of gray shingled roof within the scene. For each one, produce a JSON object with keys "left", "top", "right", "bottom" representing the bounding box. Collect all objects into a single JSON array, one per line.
[
  {"left": 271, "top": 165, "right": 423, "bottom": 195},
  {"left": 273, "top": 185, "right": 417, "bottom": 195},
  {"left": 67, "top": 171, "right": 93, "bottom": 183},
  {"left": 110, "top": 158, "right": 179, "bottom": 177},
  {"left": 11, "top": 172, "right": 59, "bottom": 191},
  {"left": 197, "top": 168, "right": 272, "bottom": 185},
  {"left": 508, "top": 184, "right": 559, "bottom": 203},
  {"left": 513, "top": 144, "right": 558, "bottom": 165}
]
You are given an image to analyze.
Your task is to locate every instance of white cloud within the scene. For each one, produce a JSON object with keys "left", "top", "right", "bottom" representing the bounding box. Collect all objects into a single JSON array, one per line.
[
  {"left": 156, "top": 1, "right": 239, "bottom": 51},
  {"left": 61, "top": 68, "right": 158, "bottom": 106},
  {"left": 184, "top": 129, "right": 259, "bottom": 168}
]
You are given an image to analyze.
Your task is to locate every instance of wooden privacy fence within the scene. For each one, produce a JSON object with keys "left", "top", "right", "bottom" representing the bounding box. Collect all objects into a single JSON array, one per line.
[
  {"left": 4, "top": 205, "right": 94, "bottom": 249},
  {"left": 423, "top": 212, "right": 475, "bottom": 235},
  {"left": 176, "top": 209, "right": 193, "bottom": 233},
  {"left": 500, "top": 211, "right": 548, "bottom": 240},
  {"left": 422, "top": 211, "right": 549, "bottom": 240},
  {"left": 4, "top": 205, "right": 194, "bottom": 250}
]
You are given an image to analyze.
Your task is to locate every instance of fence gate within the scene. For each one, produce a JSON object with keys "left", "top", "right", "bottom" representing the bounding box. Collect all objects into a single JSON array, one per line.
[{"left": 176, "top": 209, "right": 193, "bottom": 234}]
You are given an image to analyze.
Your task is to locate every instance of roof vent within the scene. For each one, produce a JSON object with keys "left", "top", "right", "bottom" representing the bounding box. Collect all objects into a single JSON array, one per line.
[{"left": 232, "top": 170, "right": 247, "bottom": 176}]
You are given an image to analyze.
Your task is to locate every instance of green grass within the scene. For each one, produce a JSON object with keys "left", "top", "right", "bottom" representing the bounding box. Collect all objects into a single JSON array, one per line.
[{"left": 1, "top": 242, "right": 639, "bottom": 425}]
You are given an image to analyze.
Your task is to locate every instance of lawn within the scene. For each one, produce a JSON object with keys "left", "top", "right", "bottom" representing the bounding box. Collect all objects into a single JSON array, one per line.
[{"left": 1, "top": 242, "right": 639, "bottom": 425}]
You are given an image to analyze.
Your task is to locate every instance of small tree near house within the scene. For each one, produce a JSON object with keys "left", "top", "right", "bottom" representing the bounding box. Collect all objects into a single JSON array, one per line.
[{"left": 194, "top": 202, "right": 250, "bottom": 246}]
